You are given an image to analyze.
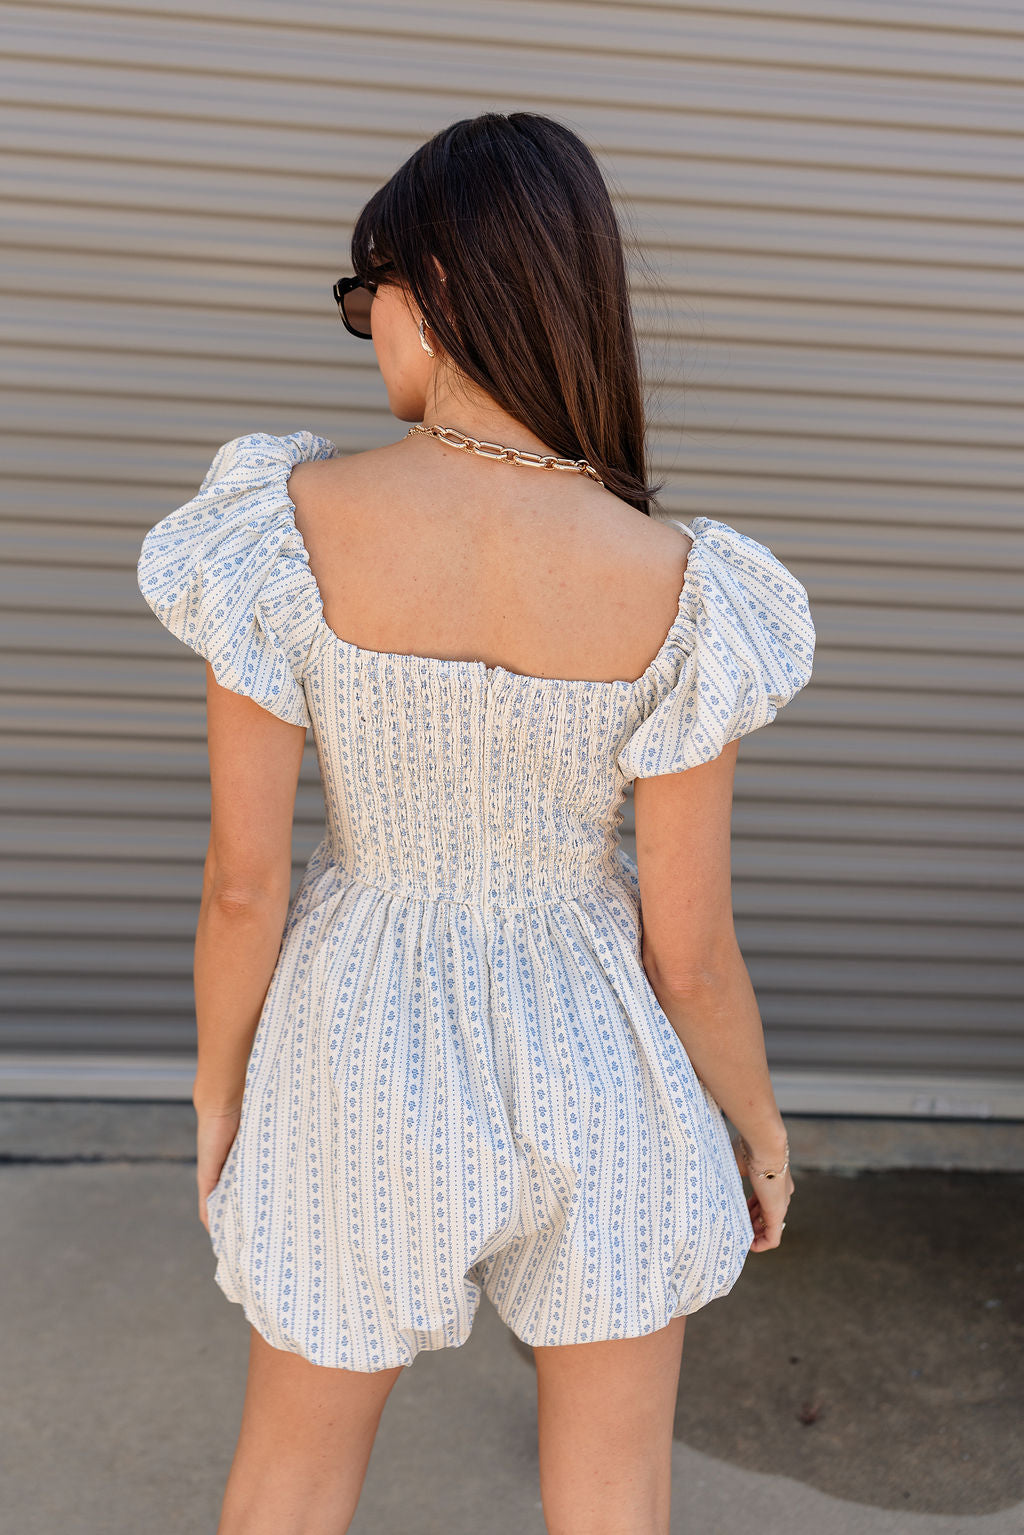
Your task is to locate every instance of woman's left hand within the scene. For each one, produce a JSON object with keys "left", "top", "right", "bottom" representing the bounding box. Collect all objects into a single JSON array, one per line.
[{"left": 195, "top": 1106, "right": 241, "bottom": 1232}]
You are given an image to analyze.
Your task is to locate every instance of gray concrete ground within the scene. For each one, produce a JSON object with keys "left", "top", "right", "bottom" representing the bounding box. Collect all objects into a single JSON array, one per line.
[{"left": 1, "top": 1099, "right": 1022, "bottom": 1535}]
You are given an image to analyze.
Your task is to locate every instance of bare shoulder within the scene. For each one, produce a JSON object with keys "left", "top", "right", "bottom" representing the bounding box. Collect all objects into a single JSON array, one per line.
[
  {"left": 285, "top": 445, "right": 394, "bottom": 542},
  {"left": 614, "top": 504, "right": 694, "bottom": 584},
  {"left": 288, "top": 442, "right": 389, "bottom": 497},
  {"left": 640, "top": 510, "right": 694, "bottom": 557},
  {"left": 289, "top": 437, "right": 691, "bottom": 586}
]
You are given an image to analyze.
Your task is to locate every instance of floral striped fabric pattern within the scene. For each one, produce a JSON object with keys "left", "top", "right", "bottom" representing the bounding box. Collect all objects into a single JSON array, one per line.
[
  {"left": 615, "top": 516, "right": 817, "bottom": 781},
  {"left": 137, "top": 431, "right": 815, "bottom": 1372}
]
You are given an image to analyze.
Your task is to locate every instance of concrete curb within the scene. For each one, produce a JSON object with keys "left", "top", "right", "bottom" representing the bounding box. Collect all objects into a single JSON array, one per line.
[{"left": 2, "top": 1097, "right": 1023, "bottom": 1171}]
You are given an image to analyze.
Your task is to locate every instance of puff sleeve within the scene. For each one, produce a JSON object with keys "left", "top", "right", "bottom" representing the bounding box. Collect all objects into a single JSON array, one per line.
[
  {"left": 616, "top": 516, "right": 816, "bottom": 782},
  {"left": 136, "top": 430, "right": 339, "bottom": 728}
]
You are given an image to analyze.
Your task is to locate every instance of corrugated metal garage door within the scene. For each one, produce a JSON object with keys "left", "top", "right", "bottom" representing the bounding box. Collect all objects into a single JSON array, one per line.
[{"left": 2, "top": 1, "right": 1021, "bottom": 1115}]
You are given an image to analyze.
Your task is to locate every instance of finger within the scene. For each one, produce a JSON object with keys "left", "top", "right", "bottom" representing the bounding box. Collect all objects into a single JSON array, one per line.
[
  {"left": 758, "top": 1217, "right": 785, "bottom": 1249},
  {"left": 748, "top": 1208, "right": 783, "bottom": 1251}
]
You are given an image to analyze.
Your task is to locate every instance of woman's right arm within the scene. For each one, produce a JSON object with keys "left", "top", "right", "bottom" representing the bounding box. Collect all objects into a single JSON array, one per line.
[{"left": 631, "top": 739, "right": 792, "bottom": 1249}]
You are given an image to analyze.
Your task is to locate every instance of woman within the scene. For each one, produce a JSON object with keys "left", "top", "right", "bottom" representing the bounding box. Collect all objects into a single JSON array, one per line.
[{"left": 138, "top": 111, "right": 813, "bottom": 1535}]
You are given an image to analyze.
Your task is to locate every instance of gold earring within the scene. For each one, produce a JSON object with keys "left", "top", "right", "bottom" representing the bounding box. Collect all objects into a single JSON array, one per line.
[{"left": 419, "top": 317, "right": 435, "bottom": 358}]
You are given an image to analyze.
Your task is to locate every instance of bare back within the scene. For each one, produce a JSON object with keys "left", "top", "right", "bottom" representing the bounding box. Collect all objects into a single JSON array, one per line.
[{"left": 286, "top": 438, "right": 691, "bottom": 687}]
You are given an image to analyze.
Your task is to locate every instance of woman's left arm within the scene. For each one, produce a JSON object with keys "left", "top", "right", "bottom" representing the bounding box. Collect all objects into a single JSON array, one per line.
[{"left": 192, "top": 663, "right": 307, "bottom": 1226}]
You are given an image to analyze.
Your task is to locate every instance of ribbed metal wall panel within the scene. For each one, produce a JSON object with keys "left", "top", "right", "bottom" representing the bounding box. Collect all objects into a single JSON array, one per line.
[{"left": 1, "top": 1, "right": 1021, "bottom": 1107}]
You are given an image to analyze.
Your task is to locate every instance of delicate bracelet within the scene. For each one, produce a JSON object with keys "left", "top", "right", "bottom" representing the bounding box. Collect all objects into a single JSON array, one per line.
[{"left": 738, "top": 1135, "right": 790, "bottom": 1180}]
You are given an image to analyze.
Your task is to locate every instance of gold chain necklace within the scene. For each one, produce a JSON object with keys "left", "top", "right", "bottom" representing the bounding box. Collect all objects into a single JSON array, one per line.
[{"left": 407, "top": 422, "right": 605, "bottom": 487}]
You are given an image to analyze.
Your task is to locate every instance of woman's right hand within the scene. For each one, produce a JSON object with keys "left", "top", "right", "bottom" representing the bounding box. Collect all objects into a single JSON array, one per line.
[{"left": 734, "top": 1137, "right": 793, "bottom": 1252}]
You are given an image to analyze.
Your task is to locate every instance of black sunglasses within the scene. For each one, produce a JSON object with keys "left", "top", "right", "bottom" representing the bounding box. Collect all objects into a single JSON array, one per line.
[{"left": 334, "top": 267, "right": 394, "bottom": 339}]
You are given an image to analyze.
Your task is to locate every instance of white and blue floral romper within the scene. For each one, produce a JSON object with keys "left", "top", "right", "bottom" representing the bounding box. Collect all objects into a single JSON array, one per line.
[{"left": 137, "top": 430, "right": 816, "bottom": 1372}]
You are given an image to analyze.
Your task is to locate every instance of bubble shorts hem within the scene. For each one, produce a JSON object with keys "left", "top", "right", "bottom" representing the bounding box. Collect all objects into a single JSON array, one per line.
[{"left": 208, "top": 1239, "right": 751, "bottom": 1373}]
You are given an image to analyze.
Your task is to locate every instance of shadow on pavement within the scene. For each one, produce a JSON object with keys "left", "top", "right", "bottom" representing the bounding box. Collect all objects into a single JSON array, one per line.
[{"left": 668, "top": 1168, "right": 1024, "bottom": 1516}]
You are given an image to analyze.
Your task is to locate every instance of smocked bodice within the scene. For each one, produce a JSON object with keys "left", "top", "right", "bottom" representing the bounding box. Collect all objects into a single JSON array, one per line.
[{"left": 305, "top": 638, "right": 639, "bottom": 907}]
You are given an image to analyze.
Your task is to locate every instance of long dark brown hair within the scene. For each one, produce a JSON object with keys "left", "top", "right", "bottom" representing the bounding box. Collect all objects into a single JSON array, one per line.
[{"left": 350, "top": 111, "right": 665, "bottom": 518}]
